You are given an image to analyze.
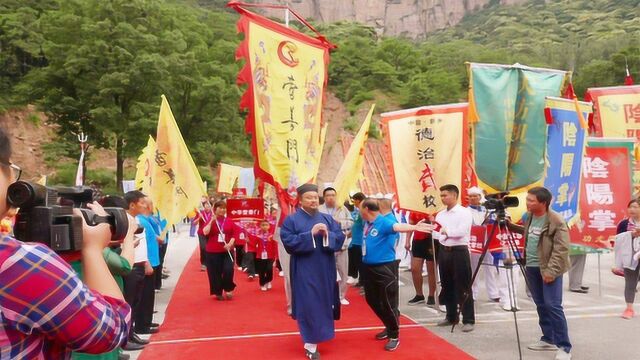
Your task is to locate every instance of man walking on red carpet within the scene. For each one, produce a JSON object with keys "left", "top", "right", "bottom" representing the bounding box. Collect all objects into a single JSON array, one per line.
[{"left": 281, "top": 184, "right": 345, "bottom": 359}]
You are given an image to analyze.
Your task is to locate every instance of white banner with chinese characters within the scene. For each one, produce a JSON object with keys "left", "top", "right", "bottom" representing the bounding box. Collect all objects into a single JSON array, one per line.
[
  {"left": 569, "top": 144, "right": 632, "bottom": 248},
  {"left": 382, "top": 103, "right": 471, "bottom": 214}
]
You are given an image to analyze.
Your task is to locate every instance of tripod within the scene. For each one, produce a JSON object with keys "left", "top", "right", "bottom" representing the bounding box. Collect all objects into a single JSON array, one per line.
[{"left": 452, "top": 210, "right": 532, "bottom": 360}]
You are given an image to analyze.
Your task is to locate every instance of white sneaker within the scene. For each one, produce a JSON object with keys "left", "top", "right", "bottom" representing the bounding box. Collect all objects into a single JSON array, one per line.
[
  {"left": 346, "top": 276, "right": 357, "bottom": 285},
  {"left": 340, "top": 298, "right": 350, "bottom": 305},
  {"left": 278, "top": 271, "right": 284, "bottom": 277},
  {"left": 555, "top": 349, "right": 571, "bottom": 360},
  {"left": 260, "top": 286, "right": 267, "bottom": 291},
  {"left": 237, "top": 266, "right": 243, "bottom": 271},
  {"left": 267, "top": 282, "right": 272, "bottom": 289},
  {"left": 528, "top": 340, "right": 558, "bottom": 351}
]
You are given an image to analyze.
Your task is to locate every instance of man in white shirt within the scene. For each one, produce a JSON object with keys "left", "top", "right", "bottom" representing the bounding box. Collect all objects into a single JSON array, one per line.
[
  {"left": 123, "top": 190, "right": 154, "bottom": 348},
  {"left": 319, "top": 187, "right": 354, "bottom": 305},
  {"left": 432, "top": 184, "right": 475, "bottom": 332}
]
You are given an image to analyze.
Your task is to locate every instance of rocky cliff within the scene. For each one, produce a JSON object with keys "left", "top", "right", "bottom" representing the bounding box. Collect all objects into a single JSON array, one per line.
[{"left": 250, "top": 0, "right": 528, "bottom": 39}]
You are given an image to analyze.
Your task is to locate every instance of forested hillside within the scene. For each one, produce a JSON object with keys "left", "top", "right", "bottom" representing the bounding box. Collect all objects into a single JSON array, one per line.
[{"left": 1, "top": 0, "right": 638, "bottom": 191}]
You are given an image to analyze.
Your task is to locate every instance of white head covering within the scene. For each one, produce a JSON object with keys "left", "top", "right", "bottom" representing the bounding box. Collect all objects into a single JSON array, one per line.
[{"left": 467, "top": 186, "right": 483, "bottom": 196}]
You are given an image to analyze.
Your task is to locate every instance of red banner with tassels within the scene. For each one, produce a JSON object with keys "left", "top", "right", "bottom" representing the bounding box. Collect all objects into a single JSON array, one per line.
[{"left": 228, "top": 2, "right": 334, "bottom": 220}]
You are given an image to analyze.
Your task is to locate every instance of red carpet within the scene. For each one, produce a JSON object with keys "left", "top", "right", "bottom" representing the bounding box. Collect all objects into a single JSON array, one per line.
[{"left": 139, "top": 251, "right": 474, "bottom": 359}]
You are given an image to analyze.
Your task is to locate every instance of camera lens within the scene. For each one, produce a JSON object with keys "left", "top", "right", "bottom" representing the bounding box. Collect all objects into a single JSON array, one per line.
[{"left": 7, "top": 181, "right": 35, "bottom": 208}]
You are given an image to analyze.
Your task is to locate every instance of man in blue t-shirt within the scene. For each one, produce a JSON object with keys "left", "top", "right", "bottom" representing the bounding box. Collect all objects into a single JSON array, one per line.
[{"left": 360, "top": 198, "right": 433, "bottom": 352}]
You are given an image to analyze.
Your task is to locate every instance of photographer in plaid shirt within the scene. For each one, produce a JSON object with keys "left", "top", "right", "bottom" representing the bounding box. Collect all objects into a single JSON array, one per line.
[{"left": 0, "top": 126, "right": 131, "bottom": 358}]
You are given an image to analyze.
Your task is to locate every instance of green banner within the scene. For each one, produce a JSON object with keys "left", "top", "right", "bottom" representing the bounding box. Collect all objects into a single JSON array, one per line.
[{"left": 469, "top": 63, "right": 567, "bottom": 191}]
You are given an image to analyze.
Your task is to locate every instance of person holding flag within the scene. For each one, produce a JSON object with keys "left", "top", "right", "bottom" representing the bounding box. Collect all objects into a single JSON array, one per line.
[{"left": 203, "top": 200, "right": 236, "bottom": 300}]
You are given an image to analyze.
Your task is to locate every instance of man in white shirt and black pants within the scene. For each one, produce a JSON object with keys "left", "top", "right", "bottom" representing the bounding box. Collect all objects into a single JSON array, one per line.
[{"left": 433, "top": 184, "right": 475, "bottom": 332}]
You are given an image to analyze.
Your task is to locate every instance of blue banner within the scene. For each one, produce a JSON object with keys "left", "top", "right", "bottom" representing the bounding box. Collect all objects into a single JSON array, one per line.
[{"left": 543, "top": 97, "right": 591, "bottom": 226}]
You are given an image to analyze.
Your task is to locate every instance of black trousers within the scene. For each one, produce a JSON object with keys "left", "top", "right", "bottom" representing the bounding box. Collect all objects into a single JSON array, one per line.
[
  {"left": 242, "top": 251, "right": 256, "bottom": 276},
  {"left": 255, "top": 258, "right": 274, "bottom": 286},
  {"left": 135, "top": 271, "right": 156, "bottom": 331},
  {"left": 198, "top": 235, "right": 207, "bottom": 266},
  {"left": 206, "top": 252, "right": 236, "bottom": 296},
  {"left": 362, "top": 261, "right": 400, "bottom": 339},
  {"left": 156, "top": 243, "right": 168, "bottom": 290},
  {"left": 235, "top": 245, "right": 245, "bottom": 269},
  {"left": 438, "top": 246, "right": 475, "bottom": 324},
  {"left": 348, "top": 245, "right": 362, "bottom": 278},
  {"left": 123, "top": 264, "right": 145, "bottom": 337}
]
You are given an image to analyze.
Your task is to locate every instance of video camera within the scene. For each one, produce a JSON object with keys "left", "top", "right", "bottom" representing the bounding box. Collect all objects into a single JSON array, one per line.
[
  {"left": 483, "top": 192, "right": 519, "bottom": 219},
  {"left": 7, "top": 181, "right": 130, "bottom": 252}
]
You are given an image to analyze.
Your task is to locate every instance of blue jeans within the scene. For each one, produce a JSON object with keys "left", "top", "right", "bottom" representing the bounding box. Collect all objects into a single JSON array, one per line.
[{"left": 526, "top": 267, "right": 571, "bottom": 353}]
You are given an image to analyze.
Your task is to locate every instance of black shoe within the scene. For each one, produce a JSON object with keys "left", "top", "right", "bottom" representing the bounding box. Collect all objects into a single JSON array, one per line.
[
  {"left": 385, "top": 338, "right": 400, "bottom": 351},
  {"left": 426, "top": 296, "right": 436, "bottom": 306},
  {"left": 375, "top": 329, "right": 388, "bottom": 340},
  {"left": 580, "top": 286, "right": 590, "bottom": 291},
  {"left": 118, "top": 353, "right": 131, "bottom": 360},
  {"left": 407, "top": 295, "right": 425, "bottom": 306},
  {"left": 136, "top": 327, "right": 159, "bottom": 335},
  {"left": 150, "top": 322, "right": 160, "bottom": 328},
  {"left": 569, "top": 288, "right": 588, "bottom": 294},
  {"left": 122, "top": 342, "right": 145, "bottom": 351},
  {"left": 305, "top": 349, "right": 320, "bottom": 359},
  {"left": 130, "top": 334, "right": 149, "bottom": 345}
]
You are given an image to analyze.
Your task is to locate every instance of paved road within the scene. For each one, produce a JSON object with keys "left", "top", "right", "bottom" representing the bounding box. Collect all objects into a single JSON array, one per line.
[{"left": 132, "top": 226, "right": 639, "bottom": 359}]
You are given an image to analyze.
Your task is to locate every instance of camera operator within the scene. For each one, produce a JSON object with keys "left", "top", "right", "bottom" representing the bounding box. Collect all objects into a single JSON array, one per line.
[
  {"left": 506, "top": 186, "right": 572, "bottom": 360},
  {"left": 0, "top": 127, "right": 131, "bottom": 358}
]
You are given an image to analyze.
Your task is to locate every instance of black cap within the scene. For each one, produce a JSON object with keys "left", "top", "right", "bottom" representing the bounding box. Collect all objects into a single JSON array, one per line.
[{"left": 297, "top": 183, "right": 318, "bottom": 197}]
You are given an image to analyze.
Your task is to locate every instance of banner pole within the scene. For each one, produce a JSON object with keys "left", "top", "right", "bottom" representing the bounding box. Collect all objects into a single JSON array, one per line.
[{"left": 598, "top": 252, "right": 602, "bottom": 297}]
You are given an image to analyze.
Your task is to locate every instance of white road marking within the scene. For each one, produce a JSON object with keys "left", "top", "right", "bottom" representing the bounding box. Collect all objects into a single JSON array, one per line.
[{"left": 148, "top": 324, "right": 425, "bottom": 345}]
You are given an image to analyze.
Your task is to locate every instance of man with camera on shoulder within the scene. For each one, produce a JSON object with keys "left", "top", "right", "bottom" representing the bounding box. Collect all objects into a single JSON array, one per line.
[{"left": 0, "top": 127, "right": 131, "bottom": 359}]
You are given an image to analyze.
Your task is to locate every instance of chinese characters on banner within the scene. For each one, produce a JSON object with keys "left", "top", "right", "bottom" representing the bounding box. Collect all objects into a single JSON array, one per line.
[
  {"left": 569, "top": 146, "right": 632, "bottom": 248},
  {"left": 469, "top": 225, "right": 487, "bottom": 254},
  {"left": 152, "top": 95, "right": 207, "bottom": 227},
  {"left": 486, "top": 224, "right": 525, "bottom": 254},
  {"left": 231, "top": 5, "right": 334, "bottom": 209},
  {"left": 227, "top": 198, "right": 265, "bottom": 220},
  {"left": 587, "top": 85, "right": 640, "bottom": 194},
  {"left": 381, "top": 103, "right": 471, "bottom": 214},
  {"left": 543, "top": 97, "right": 591, "bottom": 225}
]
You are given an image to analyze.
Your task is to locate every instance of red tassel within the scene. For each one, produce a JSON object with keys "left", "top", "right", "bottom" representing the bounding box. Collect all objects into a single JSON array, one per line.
[
  {"left": 544, "top": 107, "right": 554, "bottom": 125},
  {"left": 563, "top": 83, "right": 576, "bottom": 100},
  {"left": 625, "top": 75, "right": 634, "bottom": 86}
]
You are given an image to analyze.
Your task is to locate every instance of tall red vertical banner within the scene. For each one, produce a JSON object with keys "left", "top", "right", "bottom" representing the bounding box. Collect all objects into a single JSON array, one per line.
[{"left": 569, "top": 146, "right": 632, "bottom": 248}]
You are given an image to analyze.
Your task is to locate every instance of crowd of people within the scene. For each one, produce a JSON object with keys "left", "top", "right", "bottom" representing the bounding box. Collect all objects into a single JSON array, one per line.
[
  {"left": 184, "top": 180, "right": 640, "bottom": 360},
  {"left": 1, "top": 114, "right": 639, "bottom": 360}
]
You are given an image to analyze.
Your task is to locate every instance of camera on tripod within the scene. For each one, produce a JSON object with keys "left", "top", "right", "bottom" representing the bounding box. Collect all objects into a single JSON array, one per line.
[
  {"left": 7, "top": 181, "right": 130, "bottom": 252},
  {"left": 483, "top": 192, "right": 519, "bottom": 218}
]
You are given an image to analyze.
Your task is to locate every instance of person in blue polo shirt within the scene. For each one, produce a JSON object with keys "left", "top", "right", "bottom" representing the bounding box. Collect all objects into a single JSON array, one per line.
[{"left": 360, "top": 198, "right": 433, "bottom": 352}]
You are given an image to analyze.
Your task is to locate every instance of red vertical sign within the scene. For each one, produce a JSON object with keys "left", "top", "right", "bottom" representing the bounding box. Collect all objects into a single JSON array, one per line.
[{"left": 569, "top": 147, "right": 631, "bottom": 248}]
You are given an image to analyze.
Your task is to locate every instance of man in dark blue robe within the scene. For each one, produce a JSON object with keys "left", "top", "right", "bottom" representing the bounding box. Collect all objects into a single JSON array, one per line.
[{"left": 281, "top": 184, "right": 345, "bottom": 360}]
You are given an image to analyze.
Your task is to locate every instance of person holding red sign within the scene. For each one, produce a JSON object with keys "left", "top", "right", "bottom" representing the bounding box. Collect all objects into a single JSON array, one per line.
[
  {"left": 203, "top": 200, "right": 237, "bottom": 300},
  {"left": 507, "top": 187, "right": 572, "bottom": 360},
  {"left": 614, "top": 199, "right": 640, "bottom": 319},
  {"left": 255, "top": 219, "right": 278, "bottom": 291}
]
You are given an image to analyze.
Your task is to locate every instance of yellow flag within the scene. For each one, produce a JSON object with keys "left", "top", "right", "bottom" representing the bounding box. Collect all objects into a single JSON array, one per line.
[
  {"left": 135, "top": 135, "right": 156, "bottom": 195},
  {"left": 151, "top": 95, "right": 206, "bottom": 228},
  {"left": 217, "top": 163, "right": 242, "bottom": 194},
  {"left": 332, "top": 104, "right": 375, "bottom": 206},
  {"left": 36, "top": 175, "right": 47, "bottom": 186}
]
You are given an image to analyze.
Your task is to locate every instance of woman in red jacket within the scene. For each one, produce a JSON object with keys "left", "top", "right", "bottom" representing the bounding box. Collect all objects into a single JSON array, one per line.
[
  {"left": 255, "top": 219, "right": 278, "bottom": 291},
  {"left": 203, "top": 201, "right": 236, "bottom": 300}
]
